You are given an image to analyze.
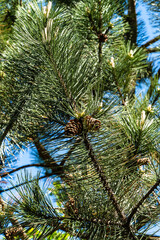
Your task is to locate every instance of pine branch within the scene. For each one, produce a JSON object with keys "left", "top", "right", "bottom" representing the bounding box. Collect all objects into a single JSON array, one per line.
[
  {"left": 115, "top": 81, "right": 126, "bottom": 106},
  {"left": 113, "top": 71, "right": 126, "bottom": 105},
  {"left": 83, "top": 135, "right": 138, "bottom": 239},
  {"left": 45, "top": 46, "right": 76, "bottom": 108},
  {"left": 146, "top": 48, "right": 160, "bottom": 53},
  {"left": 44, "top": 223, "right": 90, "bottom": 239},
  {"left": 60, "top": 138, "right": 82, "bottom": 166},
  {"left": 32, "top": 137, "right": 83, "bottom": 188},
  {"left": 0, "top": 81, "right": 34, "bottom": 147},
  {"left": 58, "top": 226, "right": 154, "bottom": 240},
  {"left": 63, "top": 216, "right": 122, "bottom": 227},
  {"left": 141, "top": 35, "right": 160, "bottom": 48},
  {"left": 56, "top": 67, "right": 71, "bottom": 101},
  {"left": 138, "top": 236, "right": 160, "bottom": 240},
  {"left": 0, "top": 172, "right": 55, "bottom": 193},
  {"left": 87, "top": 9, "right": 98, "bottom": 35},
  {"left": 0, "top": 139, "right": 81, "bottom": 193},
  {"left": 127, "top": 179, "right": 160, "bottom": 225},
  {"left": 0, "top": 163, "right": 53, "bottom": 178},
  {"left": 32, "top": 135, "right": 81, "bottom": 168},
  {"left": 32, "top": 136, "right": 59, "bottom": 169},
  {"left": 152, "top": 93, "right": 160, "bottom": 106},
  {"left": 128, "top": 0, "right": 137, "bottom": 44},
  {"left": 57, "top": 218, "right": 122, "bottom": 239},
  {"left": 0, "top": 95, "right": 28, "bottom": 147},
  {"left": 83, "top": 134, "right": 127, "bottom": 223}
]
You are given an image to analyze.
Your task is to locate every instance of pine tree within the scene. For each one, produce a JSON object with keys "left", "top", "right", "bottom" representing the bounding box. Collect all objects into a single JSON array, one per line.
[{"left": 0, "top": 0, "right": 160, "bottom": 239}]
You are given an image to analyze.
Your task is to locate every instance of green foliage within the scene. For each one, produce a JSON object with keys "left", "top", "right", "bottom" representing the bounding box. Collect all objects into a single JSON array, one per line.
[
  {"left": 0, "top": 0, "right": 160, "bottom": 239},
  {"left": 0, "top": 0, "right": 19, "bottom": 52}
]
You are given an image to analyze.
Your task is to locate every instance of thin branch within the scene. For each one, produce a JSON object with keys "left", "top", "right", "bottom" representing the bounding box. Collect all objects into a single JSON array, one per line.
[
  {"left": 152, "top": 93, "right": 160, "bottom": 106},
  {"left": 127, "top": 179, "right": 160, "bottom": 225},
  {"left": 113, "top": 70, "right": 126, "bottom": 106},
  {"left": 0, "top": 172, "right": 55, "bottom": 193},
  {"left": 0, "top": 139, "right": 81, "bottom": 193},
  {"left": 104, "top": 26, "right": 112, "bottom": 35},
  {"left": 138, "top": 236, "right": 160, "bottom": 240},
  {"left": 146, "top": 48, "right": 160, "bottom": 53},
  {"left": 0, "top": 163, "right": 53, "bottom": 178},
  {"left": 83, "top": 134, "right": 127, "bottom": 223},
  {"left": 115, "top": 82, "right": 126, "bottom": 106},
  {"left": 56, "top": 68, "right": 71, "bottom": 100},
  {"left": 141, "top": 35, "right": 160, "bottom": 48}
]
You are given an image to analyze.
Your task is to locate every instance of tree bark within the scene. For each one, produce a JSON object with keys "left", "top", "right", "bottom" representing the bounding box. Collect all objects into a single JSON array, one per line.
[{"left": 128, "top": 0, "right": 137, "bottom": 44}]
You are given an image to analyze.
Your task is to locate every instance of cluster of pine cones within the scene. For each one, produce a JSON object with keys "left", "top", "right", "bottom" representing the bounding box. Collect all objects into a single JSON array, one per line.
[
  {"left": 65, "top": 115, "right": 101, "bottom": 136},
  {"left": 65, "top": 197, "right": 78, "bottom": 216},
  {"left": 5, "top": 226, "right": 24, "bottom": 240}
]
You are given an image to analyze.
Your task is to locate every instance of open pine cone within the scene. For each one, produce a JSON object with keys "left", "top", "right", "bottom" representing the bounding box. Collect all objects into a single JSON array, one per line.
[
  {"left": 98, "top": 33, "right": 108, "bottom": 42},
  {"left": 84, "top": 115, "right": 101, "bottom": 131},
  {"left": 64, "top": 119, "right": 82, "bottom": 136},
  {"left": 65, "top": 197, "right": 78, "bottom": 216},
  {"left": 5, "top": 226, "right": 24, "bottom": 240}
]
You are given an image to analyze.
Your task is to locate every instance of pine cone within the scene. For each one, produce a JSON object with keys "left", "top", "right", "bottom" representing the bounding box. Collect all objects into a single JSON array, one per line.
[
  {"left": 137, "top": 158, "right": 150, "bottom": 165},
  {"left": 65, "top": 197, "right": 78, "bottom": 216},
  {"left": 84, "top": 115, "right": 101, "bottom": 131},
  {"left": 5, "top": 226, "right": 23, "bottom": 240},
  {"left": 65, "top": 119, "right": 82, "bottom": 136},
  {"left": 98, "top": 33, "right": 108, "bottom": 42}
]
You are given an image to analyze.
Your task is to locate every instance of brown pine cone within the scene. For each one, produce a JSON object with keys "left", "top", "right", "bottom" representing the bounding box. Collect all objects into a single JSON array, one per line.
[
  {"left": 84, "top": 115, "right": 101, "bottom": 131},
  {"left": 92, "top": 119, "right": 101, "bottom": 130},
  {"left": 65, "top": 197, "right": 78, "bottom": 216},
  {"left": 5, "top": 226, "right": 24, "bottom": 240},
  {"left": 137, "top": 158, "right": 150, "bottom": 165},
  {"left": 98, "top": 33, "right": 108, "bottom": 42},
  {"left": 65, "top": 119, "right": 82, "bottom": 136}
]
